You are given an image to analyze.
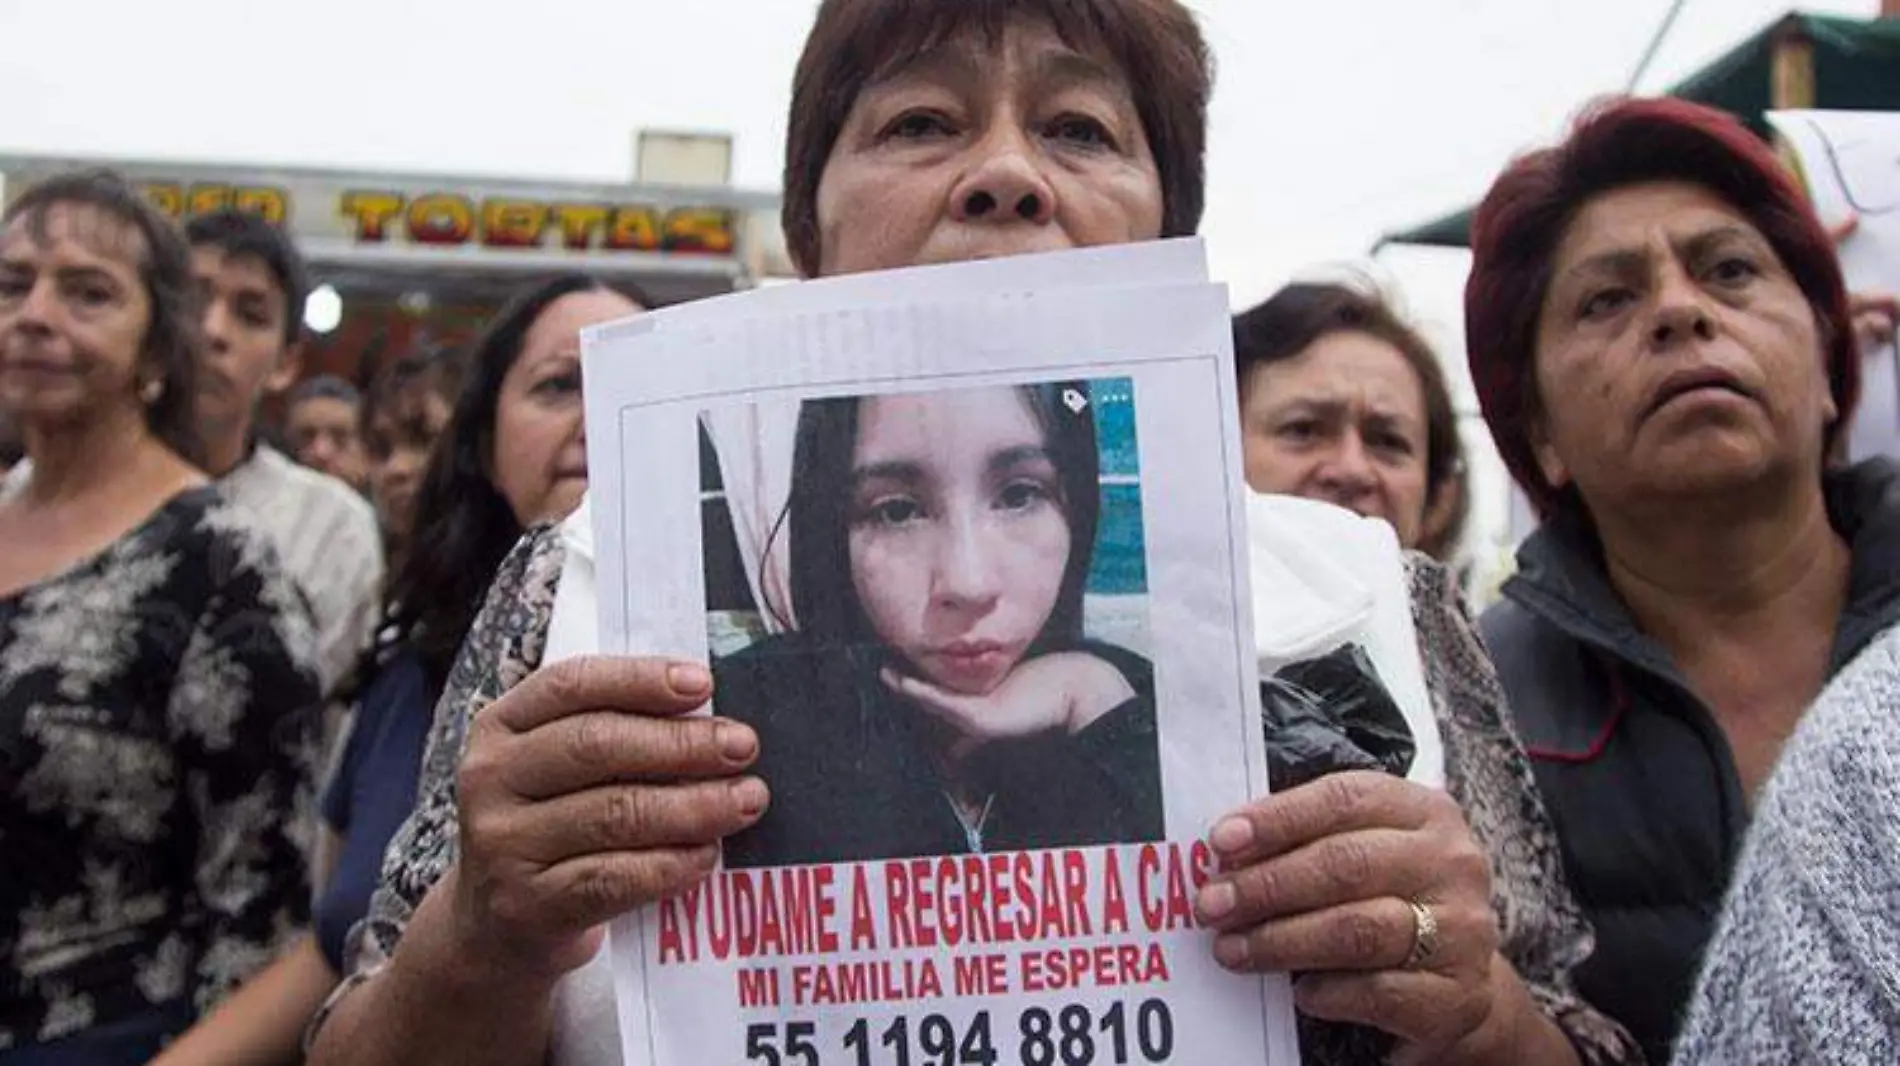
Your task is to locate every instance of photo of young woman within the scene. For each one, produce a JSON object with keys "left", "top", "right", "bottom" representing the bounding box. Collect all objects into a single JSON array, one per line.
[{"left": 706, "top": 379, "right": 1163, "bottom": 868}]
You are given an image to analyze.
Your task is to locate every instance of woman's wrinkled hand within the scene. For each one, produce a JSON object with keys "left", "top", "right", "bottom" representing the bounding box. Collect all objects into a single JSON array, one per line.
[
  {"left": 1194, "top": 771, "right": 1509, "bottom": 1065},
  {"left": 450, "top": 655, "right": 769, "bottom": 987},
  {"left": 1828, "top": 215, "right": 1898, "bottom": 354},
  {"left": 881, "top": 651, "right": 1134, "bottom": 757},
  {"left": 1850, "top": 290, "right": 1899, "bottom": 354}
]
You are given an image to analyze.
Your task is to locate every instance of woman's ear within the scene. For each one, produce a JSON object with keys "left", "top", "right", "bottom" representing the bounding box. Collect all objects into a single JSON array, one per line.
[
  {"left": 1526, "top": 414, "right": 1571, "bottom": 490},
  {"left": 1812, "top": 313, "right": 1845, "bottom": 463}
]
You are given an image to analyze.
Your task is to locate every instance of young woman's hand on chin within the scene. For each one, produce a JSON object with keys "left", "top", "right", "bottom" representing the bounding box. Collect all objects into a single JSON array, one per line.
[{"left": 881, "top": 652, "right": 1135, "bottom": 759}]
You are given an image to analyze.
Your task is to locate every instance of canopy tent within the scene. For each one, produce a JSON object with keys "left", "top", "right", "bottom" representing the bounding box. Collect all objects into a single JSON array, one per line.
[{"left": 1375, "top": 11, "right": 1900, "bottom": 250}]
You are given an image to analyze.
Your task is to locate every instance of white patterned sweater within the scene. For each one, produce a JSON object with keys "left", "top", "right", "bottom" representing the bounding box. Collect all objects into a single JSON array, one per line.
[{"left": 1673, "top": 625, "right": 1900, "bottom": 1065}]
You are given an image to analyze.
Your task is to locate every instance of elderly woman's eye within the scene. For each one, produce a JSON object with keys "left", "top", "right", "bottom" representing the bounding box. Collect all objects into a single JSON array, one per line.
[
  {"left": 884, "top": 111, "right": 956, "bottom": 141},
  {"left": 1579, "top": 287, "right": 1633, "bottom": 321},
  {"left": 1275, "top": 419, "right": 1321, "bottom": 443},
  {"left": 1369, "top": 431, "right": 1416, "bottom": 457},
  {"left": 1708, "top": 256, "right": 1761, "bottom": 285},
  {"left": 1046, "top": 114, "right": 1116, "bottom": 149}
]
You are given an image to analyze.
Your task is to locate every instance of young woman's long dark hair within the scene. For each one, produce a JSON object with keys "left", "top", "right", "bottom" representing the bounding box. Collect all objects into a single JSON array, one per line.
[
  {"left": 771, "top": 381, "right": 1102, "bottom": 657},
  {"left": 383, "top": 273, "right": 613, "bottom": 689}
]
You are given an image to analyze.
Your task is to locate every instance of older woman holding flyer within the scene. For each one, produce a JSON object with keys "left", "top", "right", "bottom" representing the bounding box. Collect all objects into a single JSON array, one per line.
[{"left": 305, "top": 3, "right": 1634, "bottom": 1065}]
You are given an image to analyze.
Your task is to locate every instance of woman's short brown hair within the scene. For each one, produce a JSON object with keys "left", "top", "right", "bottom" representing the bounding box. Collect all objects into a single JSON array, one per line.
[{"left": 781, "top": 0, "right": 1212, "bottom": 277}]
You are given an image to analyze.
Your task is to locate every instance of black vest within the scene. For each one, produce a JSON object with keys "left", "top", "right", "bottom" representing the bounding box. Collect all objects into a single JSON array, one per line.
[{"left": 1482, "top": 458, "right": 1900, "bottom": 1065}]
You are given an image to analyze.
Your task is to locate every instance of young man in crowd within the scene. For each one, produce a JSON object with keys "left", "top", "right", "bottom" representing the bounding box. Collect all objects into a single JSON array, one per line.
[
  {"left": 284, "top": 374, "right": 370, "bottom": 492},
  {"left": 187, "top": 210, "right": 383, "bottom": 698}
]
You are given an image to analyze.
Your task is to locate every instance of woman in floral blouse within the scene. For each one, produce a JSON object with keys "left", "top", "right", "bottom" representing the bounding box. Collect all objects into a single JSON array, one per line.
[{"left": 0, "top": 170, "right": 322, "bottom": 1064}]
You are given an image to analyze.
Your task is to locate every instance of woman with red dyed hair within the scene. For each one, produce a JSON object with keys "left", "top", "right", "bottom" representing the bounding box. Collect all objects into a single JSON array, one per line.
[{"left": 1467, "top": 95, "right": 1900, "bottom": 1062}]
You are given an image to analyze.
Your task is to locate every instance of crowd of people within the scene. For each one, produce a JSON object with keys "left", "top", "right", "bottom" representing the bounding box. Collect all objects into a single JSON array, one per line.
[{"left": 4, "top": 0, "right": 1900, "bottom": 1064}]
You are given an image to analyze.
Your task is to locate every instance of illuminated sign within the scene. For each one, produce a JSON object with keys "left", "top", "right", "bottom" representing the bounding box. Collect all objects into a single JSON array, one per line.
[
  {"left": 142, "top": 182, "right": 289, "bottom": 225},
  {"left": 129, "top": 180, "right": 736, "bottom": 258},
  {"left": 338, "top": 191, "right": 734, "bottom": 254}
]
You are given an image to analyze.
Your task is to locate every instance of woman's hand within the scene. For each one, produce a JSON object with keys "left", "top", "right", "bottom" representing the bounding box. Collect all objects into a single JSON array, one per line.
[
  {"left": 1194, "top": 771, "right": 1554, "bottom": 1066},
  {"left": 1828, "top": 215, "right": 1898, "bottom": 355},
  {"left": 881, "top": 652, "right": 1135, "bottom": 757},
  {"left": 449, "top": 655, "right": 769, "bottom": 987},
  {"left": 1850, "top": 290, "right": 1899, "bottom": 354}
]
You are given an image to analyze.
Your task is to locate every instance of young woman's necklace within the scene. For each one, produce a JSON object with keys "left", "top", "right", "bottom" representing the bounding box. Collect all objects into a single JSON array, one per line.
[{"left": 945, "top": 790, "right": 997, "bottom": 852}]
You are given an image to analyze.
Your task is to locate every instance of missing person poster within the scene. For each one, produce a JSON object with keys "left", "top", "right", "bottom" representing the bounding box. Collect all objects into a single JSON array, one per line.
[{"left": 582, "top": 242, "right": 1298, "bottom": 1066}]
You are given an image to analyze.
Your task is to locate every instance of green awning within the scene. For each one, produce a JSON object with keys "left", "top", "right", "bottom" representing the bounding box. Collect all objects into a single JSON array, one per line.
[{"left": 1376, "top": 12, "right": 1900, "bottom": 250}]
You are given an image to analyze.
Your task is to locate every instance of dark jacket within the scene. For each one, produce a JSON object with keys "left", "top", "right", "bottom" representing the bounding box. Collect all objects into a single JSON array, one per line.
[{"left": 1482, "top": 458, "right": 1900, "bottom": 1064}]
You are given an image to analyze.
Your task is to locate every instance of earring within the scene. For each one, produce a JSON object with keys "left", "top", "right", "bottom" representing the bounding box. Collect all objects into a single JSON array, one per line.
[{"left": 140, "top": 377, "right": 164, "bottom": 404}]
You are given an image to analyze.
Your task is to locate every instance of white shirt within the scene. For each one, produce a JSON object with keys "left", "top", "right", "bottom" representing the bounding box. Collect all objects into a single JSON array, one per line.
[
  {"left": 540, "top": 500, "right": 624, "bottom": 1066},
  {"left": 219, "top": 444, "right": 384, "bottom": 697}
]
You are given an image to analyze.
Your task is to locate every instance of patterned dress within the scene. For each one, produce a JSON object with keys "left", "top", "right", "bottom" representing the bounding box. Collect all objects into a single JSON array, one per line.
[
  {"left": 0, "top": 487, "right": 322, "bottom": 1054},
  {"left": 319, "top": 526, "right": 1643, "bottom": 1065}
]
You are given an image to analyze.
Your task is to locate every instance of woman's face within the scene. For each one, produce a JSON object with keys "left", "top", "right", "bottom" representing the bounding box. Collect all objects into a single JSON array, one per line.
[
  {"left": 0, "top": 204, "right": 153, "bottom": 433},
  {"left": 366, "top": 389, "right": 452, "bottom": 543},
  {"left": 1530, "top": 181, "right": 1835, "bottom": 510},
  {"left": 814, "top": 17, "right": 1164, "bottom": 275},
  {"left": 848, "top": 387, "right": 1072, "bottom": 696},
  {"left": 1240, "top": 331, "right": 1433, "bottom": 549},
  {"left": 490, "top": 288, "right": 640, "bottom": 527}
]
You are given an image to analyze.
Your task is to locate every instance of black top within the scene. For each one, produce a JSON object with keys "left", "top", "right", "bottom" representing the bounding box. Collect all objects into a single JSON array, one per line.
[
  {"left": 715, "top": 633, "right": 1162, "bottom": 868},
  {"left": 1482, "top": 458, "right": 1900, "bottom": 1064},
  {"left": 0, "top": 488, "right": 322, "bottom": 1052}
]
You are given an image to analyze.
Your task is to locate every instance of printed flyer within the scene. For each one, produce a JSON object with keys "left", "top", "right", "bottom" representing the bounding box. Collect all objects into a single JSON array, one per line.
[{"left": 581, "top": 241, "right": 1298, "bottom": 1066}]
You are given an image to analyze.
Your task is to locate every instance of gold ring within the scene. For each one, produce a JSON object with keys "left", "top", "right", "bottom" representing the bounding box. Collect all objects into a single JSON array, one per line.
[{"left": 1402, "top": 898, "right": 1441, "bottom": 970}]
